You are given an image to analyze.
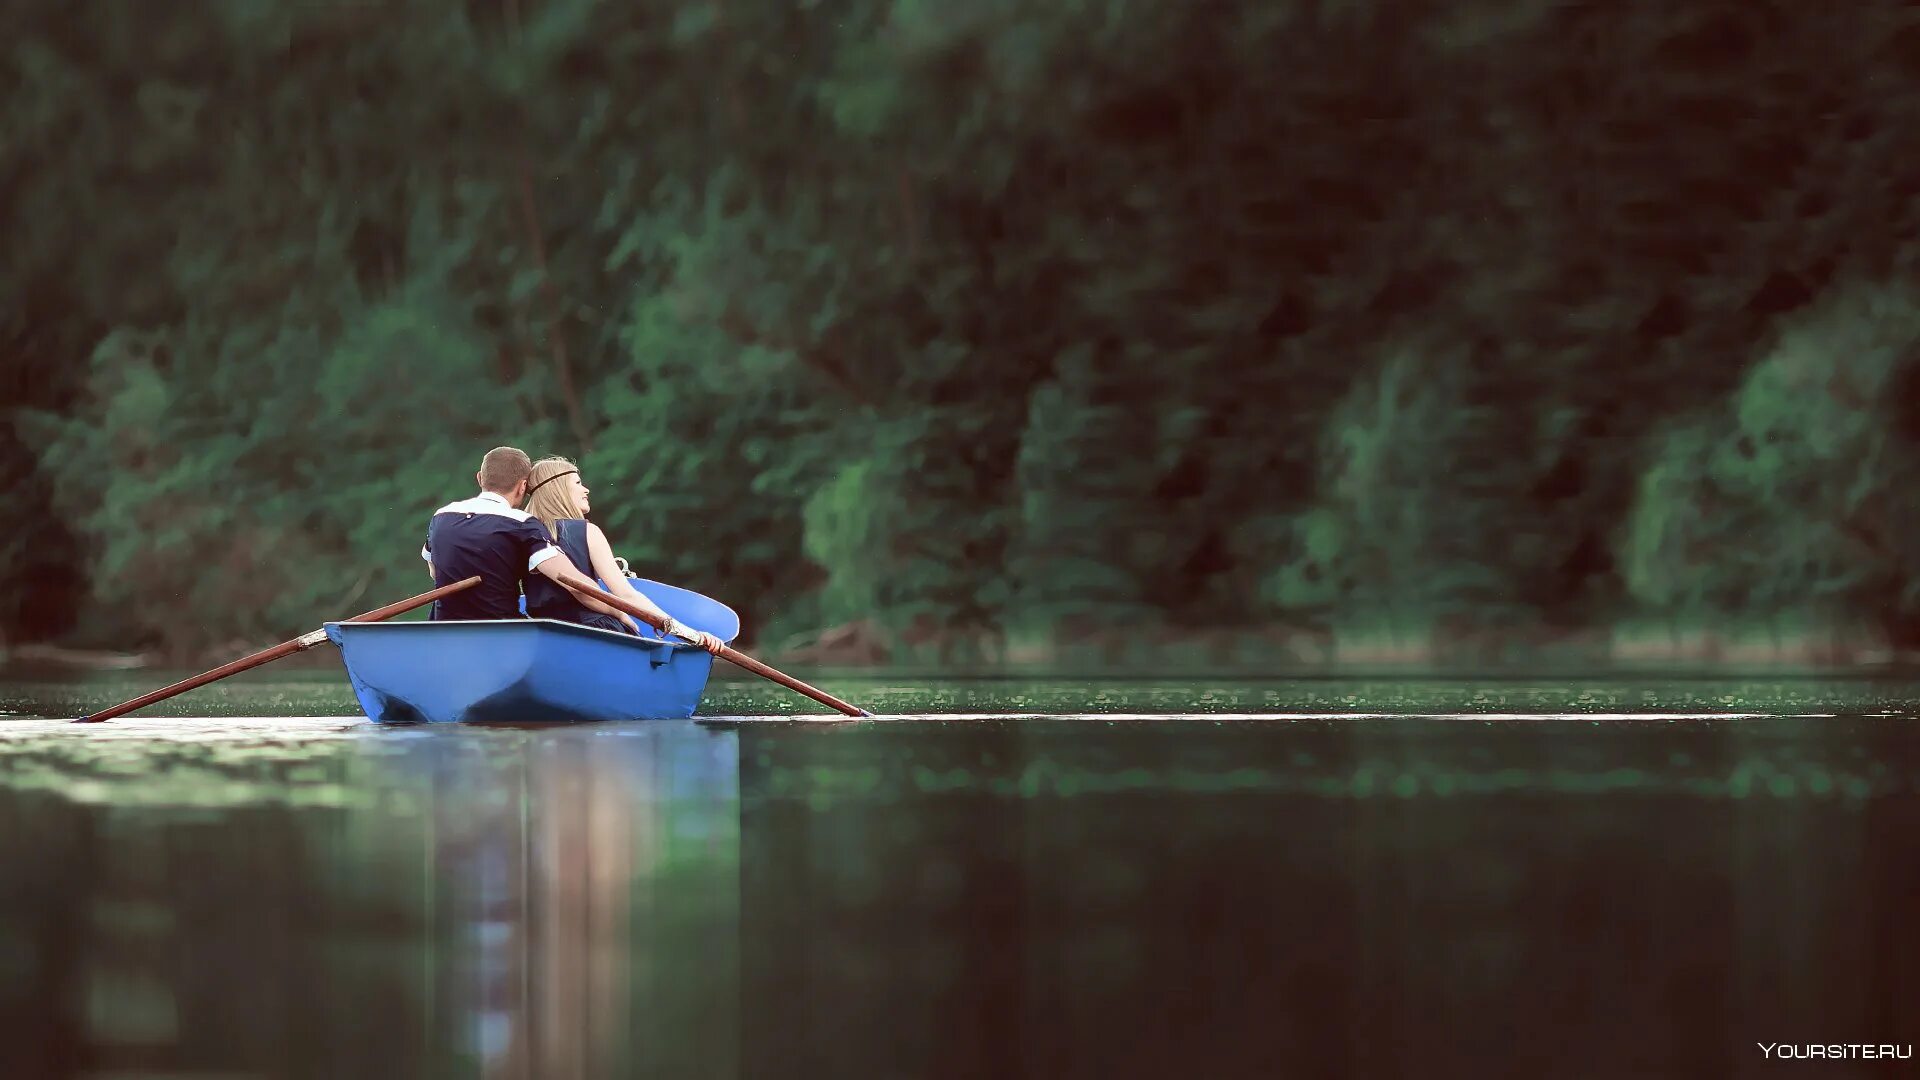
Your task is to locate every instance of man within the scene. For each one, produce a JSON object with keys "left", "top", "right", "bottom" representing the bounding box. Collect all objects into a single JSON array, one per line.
[{"left": 423, "top": 447, "right": 721, "bottom": 651}]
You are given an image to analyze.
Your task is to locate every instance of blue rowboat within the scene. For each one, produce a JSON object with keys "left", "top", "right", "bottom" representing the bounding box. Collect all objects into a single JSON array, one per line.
[{"left": 325, "top": 579, "right": 740, "bottom": 724}]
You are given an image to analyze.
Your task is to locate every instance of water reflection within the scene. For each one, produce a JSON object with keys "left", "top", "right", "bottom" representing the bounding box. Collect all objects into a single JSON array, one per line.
[
  {"left": 0, "top": 720, "right": 741, "bottom": 1080},
  {"left": 380, "top": 725, "right": 740, "bottom": 1079},
  {"left": 0, "top": 715, "right": 1916, "bottom": 1077},
  {"left": 730, "top": 720, "right": 1920, "bottom": 1077}
]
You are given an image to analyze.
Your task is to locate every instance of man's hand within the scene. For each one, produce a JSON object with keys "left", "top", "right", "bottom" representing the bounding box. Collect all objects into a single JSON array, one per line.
[{"left": 663, "top": 618, "right": 725, "bottom": 654}]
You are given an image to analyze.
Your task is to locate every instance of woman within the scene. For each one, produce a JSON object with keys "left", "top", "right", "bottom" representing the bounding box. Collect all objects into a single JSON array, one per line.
[{"left": 520, "top": 456, "right": 723, "bottom": 652}]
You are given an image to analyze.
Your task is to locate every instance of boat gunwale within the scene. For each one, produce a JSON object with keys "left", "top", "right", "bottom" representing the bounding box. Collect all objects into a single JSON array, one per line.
[{"left": 324, "top": 617, "right": 700, "bottom": 654}]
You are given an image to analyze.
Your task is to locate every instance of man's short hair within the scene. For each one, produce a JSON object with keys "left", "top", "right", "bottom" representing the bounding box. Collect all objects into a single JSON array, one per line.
[{"left": 479, "top": 446, "right": 533, "bottom": 493}]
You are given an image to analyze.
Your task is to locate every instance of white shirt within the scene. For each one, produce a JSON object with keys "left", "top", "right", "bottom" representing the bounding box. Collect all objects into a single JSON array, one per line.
[{"left": 421, "top": 491, "right": 564, "bottom": 572}]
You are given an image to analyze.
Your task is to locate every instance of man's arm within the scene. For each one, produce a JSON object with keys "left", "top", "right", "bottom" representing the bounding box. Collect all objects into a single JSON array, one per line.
[
  {"left": 532, "top": 558, "right": 723, "bottom": 653},
  {"left": 569, "top": 584, "right": 644, "bottom": 632},
  {"left": 533, "top": 557, "right": 641, "bottom": 630}
]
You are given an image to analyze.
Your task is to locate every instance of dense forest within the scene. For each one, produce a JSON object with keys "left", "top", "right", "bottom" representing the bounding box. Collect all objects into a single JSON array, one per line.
[{"left": 5, "top": 1, "right": 1920, "bottom": 665}]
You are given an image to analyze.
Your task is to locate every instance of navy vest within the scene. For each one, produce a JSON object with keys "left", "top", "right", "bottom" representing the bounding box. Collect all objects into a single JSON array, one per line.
[
  {"left": 423, "top": 493, "right": 562, "bottom": 620},
  {"left": 524, "top": 519, "right": 601, "bottom": 623}
]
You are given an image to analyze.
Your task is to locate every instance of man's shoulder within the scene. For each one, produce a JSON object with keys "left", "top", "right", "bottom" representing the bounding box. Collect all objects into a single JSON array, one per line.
[{"left": 431, "top": 495, "right": 536, "bottom": 523}]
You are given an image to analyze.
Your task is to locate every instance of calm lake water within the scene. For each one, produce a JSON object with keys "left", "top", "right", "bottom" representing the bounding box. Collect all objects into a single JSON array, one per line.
[{"left": 2, "top": 670, "right": 1918, "bottom": 1078}]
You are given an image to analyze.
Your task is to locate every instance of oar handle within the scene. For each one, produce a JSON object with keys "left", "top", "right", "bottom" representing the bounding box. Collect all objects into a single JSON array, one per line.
[
  {"left": 579, "top": 584, "right": 871, "bottom": 717},
  {"left": 76, "top": 577, "right": 481, "bottom": 724}
]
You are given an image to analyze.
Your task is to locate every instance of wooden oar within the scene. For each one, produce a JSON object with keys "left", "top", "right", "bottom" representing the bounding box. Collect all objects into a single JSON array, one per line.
[
  {"left": 581, "top": 587, "right": 872, "bottom": 718},
  {"left": 75, "top": 577, "right": 482, "bottom": 724}
]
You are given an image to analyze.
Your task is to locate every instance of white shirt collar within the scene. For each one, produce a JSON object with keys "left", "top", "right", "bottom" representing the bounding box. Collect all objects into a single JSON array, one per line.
[{"left": 433, "top": 490, "right": 533, "bottom": 521}]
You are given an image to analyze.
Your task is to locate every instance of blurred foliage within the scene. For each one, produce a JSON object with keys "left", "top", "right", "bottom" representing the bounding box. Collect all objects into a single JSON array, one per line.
[
  {"left": 5, "top": 0, "right": 1920, "bottom": 658},
  {"left": 1623, "top": 286, "right": 1920, "bottom": 633}
]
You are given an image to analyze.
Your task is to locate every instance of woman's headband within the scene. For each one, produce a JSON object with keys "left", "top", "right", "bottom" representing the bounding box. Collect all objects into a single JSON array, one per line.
[{"left": 525, "top": 469, "right": 579, "bottom": 498}]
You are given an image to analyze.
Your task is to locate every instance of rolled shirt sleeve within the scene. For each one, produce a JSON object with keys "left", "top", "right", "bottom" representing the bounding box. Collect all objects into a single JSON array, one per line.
[{"left": 518, "top": 519, "right": 566, "bottom": 573}]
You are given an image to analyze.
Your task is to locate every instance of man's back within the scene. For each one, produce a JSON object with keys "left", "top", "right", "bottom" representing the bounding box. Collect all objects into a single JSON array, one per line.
[{"left": 423, "top": 492, "right": 563, "bottom": 619}]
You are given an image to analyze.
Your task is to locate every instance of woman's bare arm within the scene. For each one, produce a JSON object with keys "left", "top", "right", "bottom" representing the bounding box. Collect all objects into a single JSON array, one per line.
[
  {"left": 584, "top": 524, "right": 673, "bottom": 622},
  {"left": 583, "top": 523, "right": 723, "bottom": 652}
]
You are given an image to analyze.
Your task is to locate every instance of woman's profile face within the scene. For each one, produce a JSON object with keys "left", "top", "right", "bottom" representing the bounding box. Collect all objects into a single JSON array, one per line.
[{"left": 570, "top": 473, "right": 591, "bottom": 516}]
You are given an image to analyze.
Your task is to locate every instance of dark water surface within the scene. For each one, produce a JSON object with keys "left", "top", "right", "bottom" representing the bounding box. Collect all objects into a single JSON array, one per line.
[{"left": 2, "top": 673, "right": 1918, "bottom": 1078}]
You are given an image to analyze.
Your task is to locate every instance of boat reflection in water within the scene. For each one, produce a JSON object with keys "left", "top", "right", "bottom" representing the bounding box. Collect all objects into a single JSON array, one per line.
[{"left": 405, "top": 724, "right": 741, "bottom": 1078}]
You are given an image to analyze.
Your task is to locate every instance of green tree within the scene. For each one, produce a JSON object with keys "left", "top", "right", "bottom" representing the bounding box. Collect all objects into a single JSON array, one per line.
[{"left": 1622, "top": 284, "right": 1920, "bottom": 640}]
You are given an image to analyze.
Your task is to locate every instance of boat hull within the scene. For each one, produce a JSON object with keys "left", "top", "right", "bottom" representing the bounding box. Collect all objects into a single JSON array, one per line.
[{"left": 326, "top": 619, "right": 716, "bottom": 724}]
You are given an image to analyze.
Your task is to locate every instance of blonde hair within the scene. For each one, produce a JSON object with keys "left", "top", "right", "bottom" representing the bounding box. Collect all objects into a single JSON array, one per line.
[
  {"left": 479, "top": 446, "right": 533, "bottom": 494},
  {"left": 524, "top": 456, "right": 584, "bottom": 536}
]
